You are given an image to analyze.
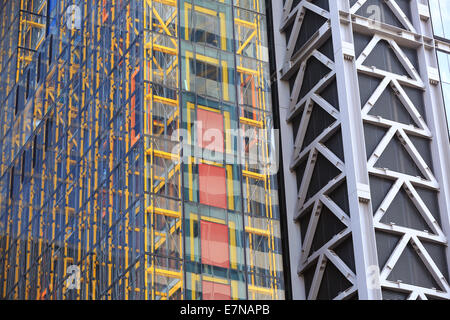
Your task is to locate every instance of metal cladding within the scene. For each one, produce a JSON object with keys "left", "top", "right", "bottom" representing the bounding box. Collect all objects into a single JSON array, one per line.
[{"left": 273, "top": 0, "right": 450, "bottom": 300}]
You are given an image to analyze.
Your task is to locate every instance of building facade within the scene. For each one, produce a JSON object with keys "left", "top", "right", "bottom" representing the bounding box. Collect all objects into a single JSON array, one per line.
[
  {"left": 429, "top": 0, "right": 450, "bottom": 137},
  {"left": 0, "top": 0, "right": 285, "bottom": 300},
  {"left": 273, "top": 0, "right": 450, "bottom": 300},
  {"left": 1, "top": 0, "right": 450, "bottom": 301}
]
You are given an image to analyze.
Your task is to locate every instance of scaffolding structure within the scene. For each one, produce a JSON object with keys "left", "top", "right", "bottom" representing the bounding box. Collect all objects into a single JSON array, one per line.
[{"left": 0, "top": 0, "right": 285, "bottom": 300}]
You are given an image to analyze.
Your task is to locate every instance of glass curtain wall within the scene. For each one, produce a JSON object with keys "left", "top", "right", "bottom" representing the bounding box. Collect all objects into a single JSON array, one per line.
[
  {"left": 429, "top": 0, "right": 450, "bottom": 138},
  {"left": 179, "top": 0, "right": 284, "bottom": 300},
  {"left": 0, "top": 0, "right": 285, "bottom": 300}
]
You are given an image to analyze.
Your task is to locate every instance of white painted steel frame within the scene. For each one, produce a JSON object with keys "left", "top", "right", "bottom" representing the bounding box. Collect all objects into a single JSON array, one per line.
[
  {"left": 280, "top": 0, "right": 363, "bottom": 300},
  {"left": 271, "top": 0, "right": 306, "bottom": 300}
]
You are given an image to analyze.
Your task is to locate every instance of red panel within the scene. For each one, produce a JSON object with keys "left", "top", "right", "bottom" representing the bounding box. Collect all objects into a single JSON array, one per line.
[
  {"left": 198, "top": 163, "right": 227, "bottom": 209},
  {"left": 201, "top": 220, "right": 229, "bottom": 268},
  {"left": 197, "top": 108, "right": 224, "bottom": 153},
  {"left": 102, "top": 0, "right": 109, "bottom": 23},
  {"left": 130, "top": 67, "right": 140, "bottom": 146},
  {"left": 202, "top": 280, "right": 231, "bottom": 300}
]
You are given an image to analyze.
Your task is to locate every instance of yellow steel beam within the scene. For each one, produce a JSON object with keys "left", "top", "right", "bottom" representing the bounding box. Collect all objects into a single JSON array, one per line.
[{"left": 145, "top": 206, "right": 181, "bottom": 219}]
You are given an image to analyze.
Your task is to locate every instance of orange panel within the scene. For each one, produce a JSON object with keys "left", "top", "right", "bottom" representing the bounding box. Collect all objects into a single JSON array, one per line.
[
  {"left": 198, "top": 163, "right": 227, "bottom": 209},
  {"left": 131, "top": 67, "right": 140, "bottom": 146},
  {"left": 200, "top": 220, "right": 229, "bottom": 268},
  {"left": 202, "top": 280, "right": 231, "bottom": 300},
  {"left": 197, "top": 108, "right": 224, "bottom": 153},
  {"left": 102, "top": 0, "right": 109, "bottom": 23}
]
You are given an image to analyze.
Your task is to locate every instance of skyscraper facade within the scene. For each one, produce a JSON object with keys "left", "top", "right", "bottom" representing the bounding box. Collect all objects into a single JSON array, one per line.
[
  {"left": 0, "top": 0, "right": 285, "bottom": 300},
  {"left": 1, "top": 0, "right": 450, "bottom": 301},
  {"left": 272, "top": 0, "right": 450, "bottom": 300},
  {"left": 429, "top": 0, "right": 450, "bottom": 137}
]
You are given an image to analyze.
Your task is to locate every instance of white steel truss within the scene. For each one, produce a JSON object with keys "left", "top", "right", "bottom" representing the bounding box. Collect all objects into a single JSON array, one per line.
[
  {"left": 356, "top": 32, "right": 450, "bottom": 299},
  {"left": 280, "top": 0, "right": 359, "bottom": 300}
]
